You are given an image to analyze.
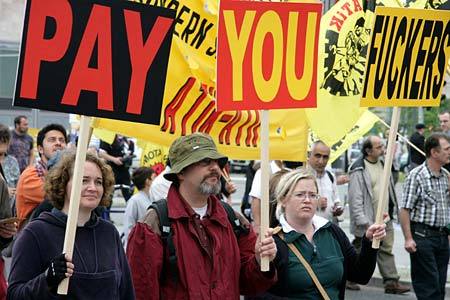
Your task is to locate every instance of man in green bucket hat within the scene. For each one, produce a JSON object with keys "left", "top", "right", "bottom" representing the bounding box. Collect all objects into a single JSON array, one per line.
[{"left": 127, "top": 132, "right": 278, "bottom": 300}]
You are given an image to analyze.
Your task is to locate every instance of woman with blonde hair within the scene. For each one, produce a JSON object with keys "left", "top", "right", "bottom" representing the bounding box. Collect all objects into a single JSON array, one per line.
[
  {"left": 8, "top": 152, "right": 134, "bottom": 299},
  {"left": 266, "top": 168, "right": 385, "bottom": 300}
]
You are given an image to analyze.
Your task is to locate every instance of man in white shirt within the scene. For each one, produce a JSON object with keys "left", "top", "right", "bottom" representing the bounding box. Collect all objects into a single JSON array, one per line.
[
  {"left": 249, "top": 161, "right": 282, "bottom": 233},
  {"left": 149, "top": 162, "right": 172, "bottom": 202},
  {"left": 307, "top": 141, "right": 343, "bottom": 223}
]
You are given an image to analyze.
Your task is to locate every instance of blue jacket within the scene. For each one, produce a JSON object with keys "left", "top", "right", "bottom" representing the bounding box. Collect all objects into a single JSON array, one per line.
[{"left": 7, "top": 209, "right": 135, "bottom": 299}]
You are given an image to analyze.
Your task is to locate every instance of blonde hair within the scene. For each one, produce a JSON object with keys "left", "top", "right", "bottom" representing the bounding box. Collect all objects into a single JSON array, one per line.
[{"left": 274, "top": 168, "right": 318, "bottom": 220}]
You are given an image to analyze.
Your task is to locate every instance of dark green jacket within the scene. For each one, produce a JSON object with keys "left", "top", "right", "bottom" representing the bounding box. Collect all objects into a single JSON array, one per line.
[{"left": 268, "top": 222, "right": 378, "bottom": 300}]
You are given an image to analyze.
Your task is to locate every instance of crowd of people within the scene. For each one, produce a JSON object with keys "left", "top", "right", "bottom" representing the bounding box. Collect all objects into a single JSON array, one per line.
[{"left": 0, "top": 113, "right": 448, "bottom": 299}]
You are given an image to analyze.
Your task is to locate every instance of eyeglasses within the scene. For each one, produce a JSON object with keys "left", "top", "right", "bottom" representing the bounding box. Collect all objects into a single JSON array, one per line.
[
  {"left": 197, "top": 158, "right": 219, "bottom": 167},
  {"left": 292, "top": 191, "right": 320, "bottom": 201}
]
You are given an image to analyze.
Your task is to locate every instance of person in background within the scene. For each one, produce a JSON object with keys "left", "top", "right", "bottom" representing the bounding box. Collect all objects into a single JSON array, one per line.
[
  {"left": 409, "top": 123, "right": 426, "bottom": 171},
  {"left": 99, "top": 135, "right": 133, "bottom": 201},
  {"left": 123, "top": 166, "right": 156, "bottom": 249},
  {"left": 265, "top": 168, "right": 385, "bottom": 300},
  {"left": 7, "top": 116, "right": 34, "bottom": 174},
  {"left": 250, "top": 160, "right": 283, "bottom": 234},
  {"left": 15, "top": 124, "right": 67, "bottom": 230},
  {"left": 347, "top": 136, "right": 409, "bottom": 294},
  {"left": 8, "top": 152, "right": 135, "bottom": 299},
  {"left": 438, "top": 111, "right": 450, "bottom": 136},
  {"left": 399, "top": 133, "right": 450, "bottom": 300},
  {"left": 307, "top": 141, "right": 344, "bottom": 224},
  {"left": 241, "top": 160, "right": 259, "bottom": 222},
  {"left": 148, "top": 159, "right": 172, "bottom": 202},
  {"left": 0, "top": 124, "right": 19, "bottom": 201}
]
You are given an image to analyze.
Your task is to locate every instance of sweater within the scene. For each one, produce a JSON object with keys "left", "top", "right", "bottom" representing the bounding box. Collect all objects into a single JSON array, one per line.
[{"left": 7, "top": 209, "right": 135, "bottom": 300}]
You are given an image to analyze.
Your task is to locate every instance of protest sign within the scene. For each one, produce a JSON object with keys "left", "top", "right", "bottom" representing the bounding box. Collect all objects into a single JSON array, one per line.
[
  {"left": 217, "top": 0, "right": 322, "bottom": 110},
  {"left": 14, "top": 0, "right": 175, "bottom": 125},
  {"left": 361, "top": 7, "right": 450, "bottom": 107}
]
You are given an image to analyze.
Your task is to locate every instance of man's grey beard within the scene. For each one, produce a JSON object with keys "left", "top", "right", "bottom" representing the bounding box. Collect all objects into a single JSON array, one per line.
[{"left": 198, "top": 180, "right": 221, "bottom": 195}]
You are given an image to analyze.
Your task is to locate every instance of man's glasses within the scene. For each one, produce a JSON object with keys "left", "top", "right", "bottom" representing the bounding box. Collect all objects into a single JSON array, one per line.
[{"left": 197, "top": 158, "right": 219, "bottom": 167}]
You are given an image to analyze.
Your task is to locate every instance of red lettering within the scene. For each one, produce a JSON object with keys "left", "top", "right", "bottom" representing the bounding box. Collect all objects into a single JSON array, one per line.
[
  {"left": 329, "top": 15, "right": 344, "bottom": 31},
  {"left": 124, "top": 13, "right": 173, "bottom": 114},
  {"left": 341, "top": 2, "right": 353, "bottom": 16},
  {"left": 192, "top": 101, "right": 215, "bottom": 133},
  {"left": 20, "top": 0, "right": 72, "bottom": 99},
  {"left": 198, "top": 105, "right": 221, "bottom": 133},
  {"left": 352, "top": 0, "right": 363, "bottom": 12},
  {"left": 61, "top": 4, "right": 113, "bottom": 111},
  {"left": 219, "top": 111, "right": 242, "bottom": 145},
  {"left": 181, "top": 87, "right": 208, "bottom": 135},
  {"left": 247, "top": 110, "right": 260, "bottom": 147},
  {"left": 235, "top": 110, "right": 253, "bottom": 146},
  {"left": 161, "top": 77, "right": 196, "bottom": 134}
]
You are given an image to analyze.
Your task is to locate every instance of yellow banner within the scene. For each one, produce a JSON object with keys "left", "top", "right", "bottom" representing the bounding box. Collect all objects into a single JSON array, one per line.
[
  {"left": 92, "top": 0, "right": 309, "bottom": 161},
  {"left": 361, "top": 7, "right": 450, "bottom": 107},
  {"left": 328, "top": 110, "right": 380, "bottom": 163}
]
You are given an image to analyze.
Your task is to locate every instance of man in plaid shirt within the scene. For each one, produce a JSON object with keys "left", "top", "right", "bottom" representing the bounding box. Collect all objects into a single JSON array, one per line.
[{"left": 399, "top": 133, "right": 450, "bottom": 300}]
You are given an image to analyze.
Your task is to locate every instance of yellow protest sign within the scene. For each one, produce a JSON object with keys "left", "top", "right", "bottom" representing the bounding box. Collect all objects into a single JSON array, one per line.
[
  {"left": 361, "top": 7, "right": 450, "bottom": 107},
  {"left": 139, "top": 141, "right": 169, "bottom": 175}
]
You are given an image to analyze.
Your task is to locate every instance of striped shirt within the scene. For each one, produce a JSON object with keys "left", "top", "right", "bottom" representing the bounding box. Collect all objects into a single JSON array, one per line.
[{"left": 401, "top": 162, "right": 450, "bottom": 227}]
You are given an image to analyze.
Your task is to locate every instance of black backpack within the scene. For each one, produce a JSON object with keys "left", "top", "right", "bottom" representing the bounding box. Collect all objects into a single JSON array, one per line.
[{"left": 149, "top": 199, "right": 249, "bottom": 282}]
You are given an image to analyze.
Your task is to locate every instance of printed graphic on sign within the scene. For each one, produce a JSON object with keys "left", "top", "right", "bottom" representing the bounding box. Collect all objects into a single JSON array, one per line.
[
  {"left": 14, "top": 0, "right": 175, "bottom": 125},
  {"left": 216, "top": 0, "right": 322, "bottom": 111},
  {"left": 361, "top": 7, "right": 450, "bottom": 107}
]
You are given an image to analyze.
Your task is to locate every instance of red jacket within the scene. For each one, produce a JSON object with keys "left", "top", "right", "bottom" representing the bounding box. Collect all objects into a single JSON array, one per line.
[{"left": 127, "top": 186, "right": 276, "bottom": 299}]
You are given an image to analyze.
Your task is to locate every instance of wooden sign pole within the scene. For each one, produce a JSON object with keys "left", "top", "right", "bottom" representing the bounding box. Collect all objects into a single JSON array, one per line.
[
  {"left": 58, "top": 115, "right": 92, "bottom": 294},
  {"left": 372, "top": 107, "right": 401, "bottom": 249},
  {"left": 259, "top": 110, "right": 270, "bottom": 271}
]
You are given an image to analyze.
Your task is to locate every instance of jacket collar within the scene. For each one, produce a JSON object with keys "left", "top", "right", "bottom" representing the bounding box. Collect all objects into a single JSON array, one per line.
[
  {"left": 167, "top": 185, "right": 229, "bottom": 228},
  {"left": 279, "top": 214, "right": 330, "bottom": 243}
]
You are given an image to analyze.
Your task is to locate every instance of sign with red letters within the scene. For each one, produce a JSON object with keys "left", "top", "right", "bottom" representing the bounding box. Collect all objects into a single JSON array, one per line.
[
  {"left": 216, "top": 0, "right": 322, "bottom": 111},
  {"left": 14, "top": 0, "right": 175, "bottom": 125}
]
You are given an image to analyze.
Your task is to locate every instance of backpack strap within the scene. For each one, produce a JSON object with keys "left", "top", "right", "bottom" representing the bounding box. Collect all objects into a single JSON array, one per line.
[
  {"left": 149, "top": 199, "right": 178, "bottom": 283},
  {"left": 326, "top": 170, "right": 334, "bottom": 184},
  {"left": 220, "top": 201, "right": 249, "bottom": 238},
  {"left": 148, "top": 199, "right": 249, "bottom": 284}
]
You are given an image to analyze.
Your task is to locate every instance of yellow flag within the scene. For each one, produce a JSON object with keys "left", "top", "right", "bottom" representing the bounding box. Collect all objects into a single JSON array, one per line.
[
  {"left": 328, "top": 111, "right": 380, "bottom": 163},
  {"left": 92, "top": 0, "right": 309, "bottom": 161},
  {"left": 306, "top": 0, "right": 402, "bottom": 146}
]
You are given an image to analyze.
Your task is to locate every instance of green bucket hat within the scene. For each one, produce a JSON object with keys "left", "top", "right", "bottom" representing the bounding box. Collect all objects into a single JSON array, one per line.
[{"left": 164, "top": 133, "right": 228, "bottom": 182}]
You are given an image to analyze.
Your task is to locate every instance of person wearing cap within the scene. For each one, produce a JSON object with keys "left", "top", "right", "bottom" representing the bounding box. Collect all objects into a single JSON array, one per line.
[
  {"left": 127, "top": 132, "right": 277, "bottom": 300},
  {"left": 409, "top": 123, "right": 426, "bottom": 171}
]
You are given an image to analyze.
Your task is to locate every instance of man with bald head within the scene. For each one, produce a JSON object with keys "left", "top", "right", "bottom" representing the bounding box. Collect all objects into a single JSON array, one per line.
[
  {"left": 347, "top": 135, "right": 409, "bottom": 294},
  {"left": 307, "top": 141, "right": 343, "bottom": 223}
]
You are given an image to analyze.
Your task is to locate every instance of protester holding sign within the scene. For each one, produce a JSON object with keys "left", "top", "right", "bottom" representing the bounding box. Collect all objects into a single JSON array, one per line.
[
  {"left": 8, "top": 152, "right": 134, "bottom": 299},
  {"left": 266, "top": 168, "right": 385, "bottom": 300},
  {"left": 127, "top": 133, "right": 277, "bottom": 299}
]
